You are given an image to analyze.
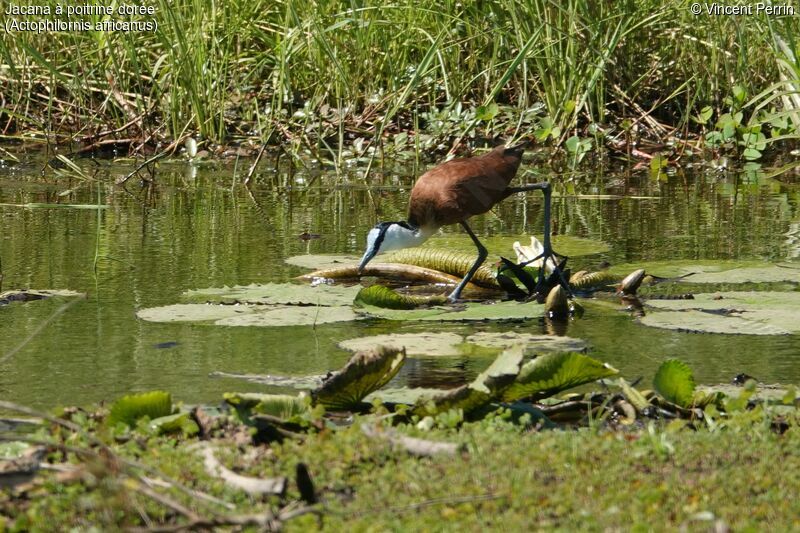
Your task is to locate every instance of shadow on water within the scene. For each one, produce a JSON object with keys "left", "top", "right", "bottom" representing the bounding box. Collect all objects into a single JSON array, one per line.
[{"left": 1, "top": 152, "right": 799, "bottom": 408}]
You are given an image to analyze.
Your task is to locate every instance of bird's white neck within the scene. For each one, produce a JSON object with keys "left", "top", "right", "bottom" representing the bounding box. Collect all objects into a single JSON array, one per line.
[{"left": 380, "top": 223, "right": 435, "bottom": 252}]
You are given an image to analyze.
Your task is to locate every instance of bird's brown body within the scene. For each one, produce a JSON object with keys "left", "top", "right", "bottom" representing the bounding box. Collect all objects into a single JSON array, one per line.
[{"left": 408, "top": 144, "right": 526, "bottom": 230}]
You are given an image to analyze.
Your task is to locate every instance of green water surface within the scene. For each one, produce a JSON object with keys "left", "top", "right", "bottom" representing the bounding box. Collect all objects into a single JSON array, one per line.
[{"left": 1, "top": 152, "right": 799, "bottom": 409}]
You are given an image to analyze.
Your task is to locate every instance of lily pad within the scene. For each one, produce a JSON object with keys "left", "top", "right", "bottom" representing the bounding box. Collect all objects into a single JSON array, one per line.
[
  {"left": 313, "top": 346, "right": 406, "bottom": 410},
  {"left": 185, "top": 283, "right": 362, "bottom": 307},
  {"left": 339, "top": 333, "right": 465, "bottom": 356},
  {"left": 136, "top": 303, "right": 257, "bottom": 323},
  {"left": 284, "top": 254, "right": 360, "bottom": 270},
  {"left": 641, "top": 291, "right": 800, "bottom": 335},
  {"left": 607, "top": 259, "right": 800, "bottom": 282},
  {"left": 423, "top": 234, "right": 609, "bottom": 257},
  {"left": 339, "top": 332, "right": 586, "bottom": 357},
  {"left": 356, "top": 299, "right": 542, "bottom": 322},
  {"left": 217, "top": 306, "right": 359, "bottom": 327},
  {"left": 0, "top": 289, "right": 85, "bottom": 304},
  {"left": 502, "top": 352, "right": 619, "bottom": 402},
  {"left": 465, "top": 332, "right": 588, "bottom": 354},
  {"left": 137, "top": 303, "right": 359, "bottom": 327}
]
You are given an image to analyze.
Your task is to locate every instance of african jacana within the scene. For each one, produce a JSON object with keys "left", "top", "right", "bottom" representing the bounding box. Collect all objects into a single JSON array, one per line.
[{"left": 358, "top": 142, "right": 560, "bottom": 301}]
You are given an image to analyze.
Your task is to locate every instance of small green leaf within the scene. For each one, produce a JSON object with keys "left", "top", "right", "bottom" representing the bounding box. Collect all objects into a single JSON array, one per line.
[
  {"left": 653, "top": 359, "right": 695, "bottom": 408},
  {"left": 475, "top": 102, "right": 499, "bottom": 121},
  {"left": 694, "top": 106, "right": 713, "bottom": 125},
  {"left": 743, "top": 148, "right": 762, "bottom": 160}
]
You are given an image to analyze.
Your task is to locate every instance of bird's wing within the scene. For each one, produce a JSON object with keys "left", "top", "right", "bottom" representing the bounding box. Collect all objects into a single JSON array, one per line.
[{"left": 409, "top": 162, "right": 509, "bottom": 226}]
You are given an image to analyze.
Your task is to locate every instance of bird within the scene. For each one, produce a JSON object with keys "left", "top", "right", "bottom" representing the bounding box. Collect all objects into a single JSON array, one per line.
[{"left": 357, "top": 141, "right": 561, "bottom": 302}]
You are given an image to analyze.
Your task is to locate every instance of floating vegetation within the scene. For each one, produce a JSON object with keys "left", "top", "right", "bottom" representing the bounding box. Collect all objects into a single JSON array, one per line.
[
  {"left": 381, "top": 249, "right": 498, "bottom": 288},
  {"left": 338, "top": 331, "right": 587, "bottom": 358},
  {"left": 640, "top": 291, "right": 800, "bottom": 335},
  {"left": 354, "top": 285, "right": 448, "bottom": 309}
]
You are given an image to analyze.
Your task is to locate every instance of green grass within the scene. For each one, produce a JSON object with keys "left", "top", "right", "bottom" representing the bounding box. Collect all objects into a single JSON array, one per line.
[
  {"left": 2, "top": 1, "right": 800, "bottom": 163},
  {"left": 4, "top": 407, "right": 800, "bottom": 530}
]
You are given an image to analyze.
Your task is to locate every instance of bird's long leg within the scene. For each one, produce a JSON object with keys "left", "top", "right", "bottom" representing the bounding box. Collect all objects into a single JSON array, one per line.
[
  {"left": 506, "top": 182, "right": 572, "bottom": 294},
  {"left": 448, "top": 221, "right": 488, "bottom": 302}
]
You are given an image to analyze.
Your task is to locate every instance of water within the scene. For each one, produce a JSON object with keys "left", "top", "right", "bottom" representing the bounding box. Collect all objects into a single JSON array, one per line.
[{"left": 1, "top": 152, "right": 799, "bottom": 409}]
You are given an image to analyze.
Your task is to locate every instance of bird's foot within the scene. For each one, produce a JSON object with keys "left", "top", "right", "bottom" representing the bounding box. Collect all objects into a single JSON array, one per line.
[{"left": 524, "top": 248, "right": 572, "bottom": 301}]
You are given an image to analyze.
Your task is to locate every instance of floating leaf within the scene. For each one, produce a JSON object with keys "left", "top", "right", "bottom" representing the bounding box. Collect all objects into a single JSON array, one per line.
[
  {"left": 107, "top": 391, "right": 173, "bottom": 428},
  {"left": 313, "top": 346, "right": 406, "bottom": 410},
  {"left": 339, "top": 332, "right": 465, "bottom": 357},
  {"left": 0, "top": 289, "right": 85, "bottom": 304},
  {"left": 137, "top": 303, "right": 359, "bottom": 327},
  {"left": 354, "top": 285, "right": 446, "bottom": 309},
  {"left": 502, "top": 352, "right": 619, "bottom": 402},
  {"left": 216, "top": 306, "right": 359, "bottom": 327},
  {"left": 653, "top": 359, "right": 695, "bottom": 408},
  {"left": 356, "top": 299, "right": 541, "bottom": 322},
  {"left": 607, "top": 260, "right": 800, "bottom": 283},
  {"left": 641, "top": 292, "right": 800, "bottom": 335},
  {"left": 382, "top": 248, "right": 498, "bottom": 287},
  {"left": 136, "top": 303, "right": 256, "bottom": 323},
  {"left": 339, "top": 331, "right": 586, "bottom": 358},
  {"left": 185, "top": 283, "right": 362, "bottom": 307},
  {"left": 464, "top": 332, "right": 587, "bottom": 354}
]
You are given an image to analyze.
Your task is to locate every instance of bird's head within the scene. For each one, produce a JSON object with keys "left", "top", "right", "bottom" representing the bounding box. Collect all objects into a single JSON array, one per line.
[{"left": 358, "top": 221, "right": 421, "bottom": 273}]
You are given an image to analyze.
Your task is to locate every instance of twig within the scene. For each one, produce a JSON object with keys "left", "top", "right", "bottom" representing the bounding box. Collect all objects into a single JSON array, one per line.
[{"left": 243, "top": 142, "right": 269, "bottom": 185}]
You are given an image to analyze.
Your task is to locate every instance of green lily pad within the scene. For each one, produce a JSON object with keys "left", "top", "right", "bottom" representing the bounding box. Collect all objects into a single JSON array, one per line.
[
  {"left": 313, "top": 346, "right": 406, "bottom": 410},
  {"left": 607, "top": 260, "right": 799, "bottom": 282},
  {"left": 185, "top": 282, "right": 362, "bottom": 307},
  {"left": 284, "top": 254, "right": 360, "bottom": 270},
  {"left": 216, "top": 306, "right": 359, "bottom": 327},
  {"left": 339, "top": 332, "right": 465, "bottom": 356},
  {"left": 502, "top": 352, "right": 619, "bottom": 402},
  {"left": 423, "top": 234, "right": 609, "bottom": 257},
  {"left": 137, "top": 303, "right": 359, "bottom": 326},
  {"left": 0, "top": 289, "right": 85, "bottom": 303},
  {"left": 653, "top": 359, "right": 696, "bottom": 408},
  {"left": 641, "top": 291, "right": 800, "bottom": 335},
  {"left": 338, "top": 332, "right": 586, "bottom": 357},
  {"left": 356, "top": 299, "right": 542, "bottom": 322},
  {"left": 136, "top": 303, "right": 257, "bottom": 323},
  {"left": 465, "top": 332, "right": 587, "bottom": 353}
]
